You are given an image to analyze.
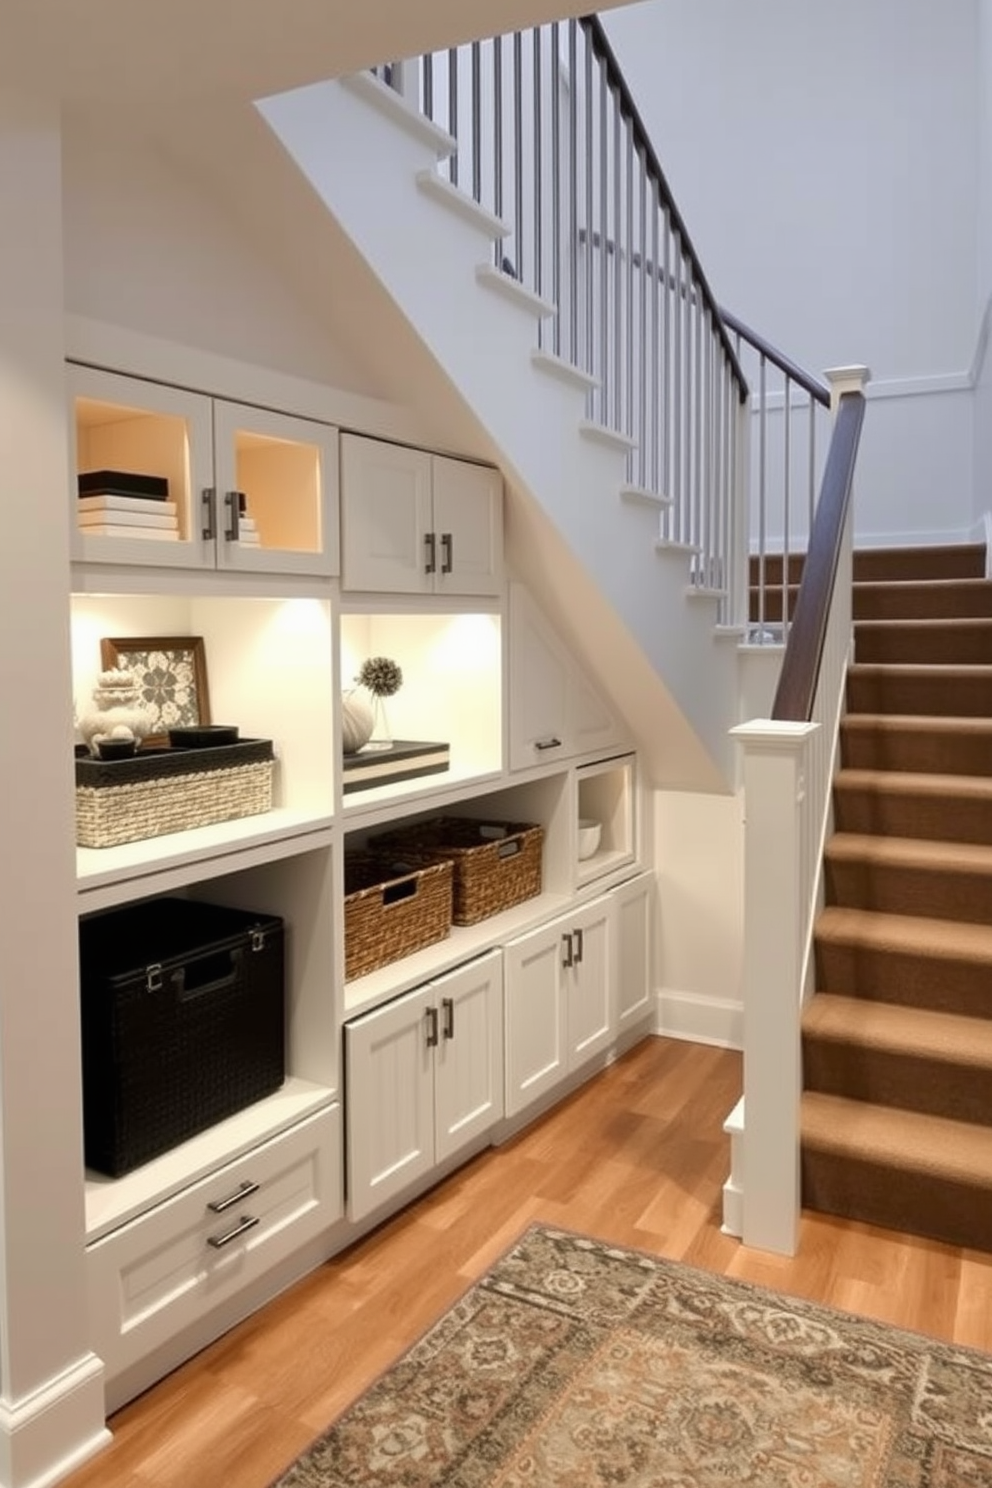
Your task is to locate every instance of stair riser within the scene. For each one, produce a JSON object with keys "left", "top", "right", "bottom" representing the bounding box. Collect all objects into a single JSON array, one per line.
[
  {"left": 854, "top": 624, "right": 992, "bottom": 666},
  {"left": 815, "top": 938, "right": 992, "bottom": 1017},
  {"left": 825, "top": 856, "right": 992, "bottom": 924},
  {"left": 846, "top": 669, "right": 992, "bottom": 717},
  {"left": 854, "top": 584, "right": 992, "bottom": 620},
  {"left": 749, "top": 546, "right": 986, "bottom": 588},
  {"left": 840, "top": 724, "right": 992, "bottom": 777},
  {"left": 801, "top": 1148, "right": 992, "bottom": 1251},
  {"left": 803, "top": 1040, "right": 992, "bottom": 1126},
  {"left": 832, "top": 787, "right": 992, "bottom": 845}
]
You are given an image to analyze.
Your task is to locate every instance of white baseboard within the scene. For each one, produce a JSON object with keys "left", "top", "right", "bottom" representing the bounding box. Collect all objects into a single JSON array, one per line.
[
  {"left": 0, "top": 1353, "right": 109, "bottom": 1488},
  {"left": 653, "top": 988, "right": 742, "bottom": 1049}
]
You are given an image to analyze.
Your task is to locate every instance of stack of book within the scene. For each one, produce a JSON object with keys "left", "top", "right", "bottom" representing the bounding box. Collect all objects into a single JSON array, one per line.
[
  {"left": 235, "top": 493, "right": 261, "bottom": 548},
  {"left": 77, "top": 470, "right": 179, "bottom": 541}
]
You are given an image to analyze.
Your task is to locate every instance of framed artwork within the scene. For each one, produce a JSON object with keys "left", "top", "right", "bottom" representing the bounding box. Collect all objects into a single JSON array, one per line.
[{"left": 100, "top": 636, "right": 211, "bottom": 746}]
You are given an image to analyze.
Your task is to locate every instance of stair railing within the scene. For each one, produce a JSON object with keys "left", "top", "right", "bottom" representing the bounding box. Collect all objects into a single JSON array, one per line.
[
  {"left": 393, "top": 16, "right": 750, "bottom": 627},
  {"left": 731, "top": 369, "right": 869, "bottom": 1256}
]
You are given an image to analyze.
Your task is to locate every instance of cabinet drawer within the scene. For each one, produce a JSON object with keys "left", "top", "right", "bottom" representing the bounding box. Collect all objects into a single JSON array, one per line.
[{"left": 87, "top": 1104, "right": 341, "bottom": 1378}]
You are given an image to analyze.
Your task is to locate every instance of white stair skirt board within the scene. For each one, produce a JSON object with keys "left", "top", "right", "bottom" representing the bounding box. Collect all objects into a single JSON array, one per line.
[
  {"left": 340, "top": 72, "right": 458, "bottom": 158},
  {"left": 530, "top": 348, "right": 600, "bottom": 393},
  {"left": 415, "top": 171, "right": 511, "bottom": 240},
  {"left": 578, "top": 419, "right": 637, "bottom": 454},
  {"left": 656, "top": 539, "right": 702, "bottom": 556},
  {"left": 619, "top": 484, "right": 673, "bottom": 509},
  {"left": 474, "top": 263, "right": 557, "bottom": 319}
]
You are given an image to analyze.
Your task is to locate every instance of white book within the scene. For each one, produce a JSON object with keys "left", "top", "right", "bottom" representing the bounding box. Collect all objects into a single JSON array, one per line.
[
  {"left": 77, "top": 524, "right": 180, "bottom": 541},
  {"left": 77, "top": 495, "right": 178, "bottom": 517},
  {"left": 78, "top": 508, "right": 177, "bottom": 531}
]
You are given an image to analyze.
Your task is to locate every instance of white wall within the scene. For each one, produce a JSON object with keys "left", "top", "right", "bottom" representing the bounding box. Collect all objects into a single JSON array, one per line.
[
  {"left": 604, "top": 0, "right": 982, "bottom": 544},
  {"left": 61, "top": 109, "right": 385, "bottom": 395}
]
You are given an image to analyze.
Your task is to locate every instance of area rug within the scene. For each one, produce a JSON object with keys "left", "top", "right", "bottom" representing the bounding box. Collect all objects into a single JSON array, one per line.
[{"left": 271, "top": 1223, "right": 992, "bottom": 1486}]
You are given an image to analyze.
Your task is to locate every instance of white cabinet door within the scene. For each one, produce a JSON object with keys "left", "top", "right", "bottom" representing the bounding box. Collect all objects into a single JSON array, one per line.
[
  {"left": 69, "top": 364, "right": 215, "bottom": 571},
  {"left": 432, "top": 456, "right": 503, "bottom": 597},
  {"left": 212, "top": 402, "right": 339, "bottom": 577},
  {"left": 612, "top": 872, "right": 654, "bottom": 1035},
  {"left": 566, "top": 897, "right": 613, "bottom": 1069},
  {"left": 340, "top": 434, "right": 433, "bottom": 593},
  {"left": 433, "top": 951, "right": 503, "bottom": 1165},
  {"left": 508, "top": 583, "right": 626, "bottom": 770},
  {"left": 345, "top": 986, "right": 435, "bottom": 1221},
  {"left": 503, "top": 922, "right": 568, "bottom": 1118}
]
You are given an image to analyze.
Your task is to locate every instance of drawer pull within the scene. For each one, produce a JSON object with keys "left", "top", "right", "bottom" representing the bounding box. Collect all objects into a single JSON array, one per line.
[
  {"left": 207, "top": 1178, "right": 260, "bottom": 1214},
  {"left": 535, "top": 737, "right": 562, "bottom": 752},
  {"left": 207, "top": 1213, "right": 260, "bottom": 1249}
]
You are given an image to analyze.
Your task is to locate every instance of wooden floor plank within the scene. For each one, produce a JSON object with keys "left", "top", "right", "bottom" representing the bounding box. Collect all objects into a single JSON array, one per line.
[{"left": 62, "top": 1036, "right": 992, "bottom": 1488}]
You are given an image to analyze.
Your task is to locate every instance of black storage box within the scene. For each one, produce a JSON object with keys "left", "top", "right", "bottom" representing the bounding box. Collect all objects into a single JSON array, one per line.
[
  {"left": 79, "top": 897, "right": 285, "bottom": 1177},
  {"left": 77, "top": 469, "right": 170, "bottom": 501}
]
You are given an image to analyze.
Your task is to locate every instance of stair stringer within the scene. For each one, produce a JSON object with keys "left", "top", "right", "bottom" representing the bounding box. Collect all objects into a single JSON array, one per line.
[{"left": 258, "top": 75, "right": 742, "bottom": 789}]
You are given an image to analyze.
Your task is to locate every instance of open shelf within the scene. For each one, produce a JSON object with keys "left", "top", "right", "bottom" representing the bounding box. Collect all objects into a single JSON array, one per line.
[{"left": 575, "top": 754, "right": 636, "bottom": 886}]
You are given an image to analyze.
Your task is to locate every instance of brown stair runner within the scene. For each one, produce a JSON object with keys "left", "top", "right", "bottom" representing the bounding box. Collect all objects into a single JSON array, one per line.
[{"left": 797, "top": 542, "right": 992, "bottom": 1251}]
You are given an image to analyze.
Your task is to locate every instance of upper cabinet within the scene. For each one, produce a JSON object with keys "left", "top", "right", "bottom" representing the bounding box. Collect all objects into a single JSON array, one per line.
[
  {"left": 340, "top": 433, "right": 502, "bottom": 596},
  {"left": 69, "top": 365, "right": 339, "bottom": 578}
]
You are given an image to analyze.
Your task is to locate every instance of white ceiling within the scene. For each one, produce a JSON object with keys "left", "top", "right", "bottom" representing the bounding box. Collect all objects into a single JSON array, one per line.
[{"left": 3, "top": 0, "right": 631, "bottom": 104}]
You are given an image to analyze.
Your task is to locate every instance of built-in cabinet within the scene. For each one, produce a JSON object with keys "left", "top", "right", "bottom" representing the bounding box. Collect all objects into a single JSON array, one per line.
[
  {"left": 64, "top": 360, "right": 654, "bottom": 1416},
  {"left": 340, "top": 432, "right": 503, "bottom": 596},
  {"left": 345, "top": 950, "right": 503, "bottom": 1222}
]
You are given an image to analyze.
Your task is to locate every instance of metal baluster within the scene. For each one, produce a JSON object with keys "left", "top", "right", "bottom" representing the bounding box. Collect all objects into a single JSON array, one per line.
[
  {"left": 625, "top": 113, "right": 634, "bottom": 474},
  {"left": 471, "top": 41, "right": 482, "bottom": 204},
  {"left": 662, "top": 208, "right": 671, "bottom": 525},
  {"left": 650, "top": 178, "right": 660, "bottom": 495},
  {"left": 513, "top": 31, "right": 523, "bottom": 282},
  {"left": 448, "top": 48, "right": 458, "bottom": 187},
  {"left": 758, "top": 353, "right": 767, "bottom": 633},
  {"left": 494, "top": 35, "right": 503, "bottom": 268},
  {"left": 584, "top": 27, "right": 593, "bottom": 377},
  {"left": 568, "top": 19, "right": 579, "bottom": 367},
  {"left": 638, "top": 147, "right": 647, "bottom": 490},
  {"left": 533, "top": 27, "right": 543, "bottom": 335},
  {"left": 808, "top": 396, "right": 817, "bottom": 537},
  {"left": 672, "top": 232, "right": 682, "bottom": 543},
  {"left": 551, "top": 21, "right": 561, "bottom": 358},
  {"left": 613, "top": 88, "right": 622, "bottom": 432},
  {"left": 599, "top": 57, "right": 609, "bottom": 426},
  {"left": 783, "top": 374, "right": 792, "bottom": 635},
  {"left": 423, "top": 52, "right": 434, "bottom": 121}
]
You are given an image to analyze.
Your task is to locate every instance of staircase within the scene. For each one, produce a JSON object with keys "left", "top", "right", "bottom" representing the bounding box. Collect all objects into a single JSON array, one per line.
[{"left": 790, "top": 541, "right": 992, "bottom": 1249}]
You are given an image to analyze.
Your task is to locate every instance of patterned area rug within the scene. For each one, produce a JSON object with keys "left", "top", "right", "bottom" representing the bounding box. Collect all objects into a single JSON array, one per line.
[{"left": 271, "top": 1224, "right": 992, "bottom": 1486}]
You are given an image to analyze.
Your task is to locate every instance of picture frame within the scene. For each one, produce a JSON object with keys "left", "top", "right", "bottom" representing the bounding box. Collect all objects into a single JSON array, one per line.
[{"left": 100, "top": 635, "right": 211, "bottom": 746}]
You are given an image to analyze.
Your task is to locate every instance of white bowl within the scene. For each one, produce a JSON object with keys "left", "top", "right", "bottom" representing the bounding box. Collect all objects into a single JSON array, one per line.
[{"left": 577, "top": 818, "right": 602, "bottom": 860}]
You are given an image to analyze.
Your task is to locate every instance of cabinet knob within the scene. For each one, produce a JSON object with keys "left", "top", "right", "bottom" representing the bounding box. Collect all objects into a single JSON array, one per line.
[{"left": 424, "top": 531, "right": 437, "bottom": 574}]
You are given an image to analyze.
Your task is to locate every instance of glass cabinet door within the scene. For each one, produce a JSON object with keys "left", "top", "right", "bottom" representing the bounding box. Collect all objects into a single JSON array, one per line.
[{"left": 211, "top": 401, "right": 339, "bottom": 578}]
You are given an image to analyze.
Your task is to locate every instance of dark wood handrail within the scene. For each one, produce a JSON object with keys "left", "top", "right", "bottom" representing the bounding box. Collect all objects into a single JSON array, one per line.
[
  {"left": 772, "top": 391, "right": 867, "bottom": 721},
  {"left": 579, "top": 14, "right": 748, "bottom": 404},
  {"left": 720, "top": 309, "right": 831, "bottom": 408}
]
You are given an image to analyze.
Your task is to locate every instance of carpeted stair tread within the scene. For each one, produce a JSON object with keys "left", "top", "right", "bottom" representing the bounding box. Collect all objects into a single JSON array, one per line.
[
  {"left": 853, "top": 578, "right": 992, "bottom": 622},
  {"left": 803, "top": 993, "right": 992, "bottom": 1067},
  {"left": 824, "top": 832, "right": 992, "bottom": 923},
  {"left": 854, "top": 617, "right": 992, "bottom": 665},
  {"left": 802, "top": 1091, "right": 992, "bottom": 1185},
  {"left": 826, "top": 831, "right": 992, "bottom": 873},
  {"left": 847, "top": 663, "right": 992, "bottom": 716},
  {"left": 814, "top": 905, "right": 992, "bottom": 1016},
  {"left": 840, "top": 713, "right": 992, "bottom": 776},
  {"left": 816, "top": 902, "right": 992, "bottom": 962},
  {"left": 833, "top": 768, "right": 992, "bottom": 843}
]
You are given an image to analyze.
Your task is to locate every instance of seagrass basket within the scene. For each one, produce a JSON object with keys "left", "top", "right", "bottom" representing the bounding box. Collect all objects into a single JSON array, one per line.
[
  {"left": 343, "top": 852, "right": 454, "bottom": 980},
  {"left": 75, "top": 739, "right": 274, "bottom": 848},
  {"left": 369, "top": 817, "right": 544, "bottom": 925}
]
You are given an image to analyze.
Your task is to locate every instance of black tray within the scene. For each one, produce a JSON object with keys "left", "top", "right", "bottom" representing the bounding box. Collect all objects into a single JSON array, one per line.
[
  {"left": 78, "top": 469, "right": 170, "bottom": 501},
  {"left": 75, "top": 737, "right": 273, "bottom": 787}
]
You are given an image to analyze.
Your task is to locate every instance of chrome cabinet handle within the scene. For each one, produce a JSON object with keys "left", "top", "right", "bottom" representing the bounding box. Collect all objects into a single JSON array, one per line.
[
  {"left": 424, "top": 531, "right": 437, "bottom": 574},
  {"left": 207, "top": 1213, "right": 259, "bottom": 1249},
  {"left": 207, "top": 1178, "right": 259, "bottom": 1214},
  {"left": 201, "top": 487, "right": 216, "bottom": 540},
  {"left": 440, "top": 532, "right": 453, "bottom": 573},
  {"left": 562, "top": 932, "right": 574, "bottom": 969},
  {"left": 442, "top": 996, "right": 455, "bottom": 1039}
]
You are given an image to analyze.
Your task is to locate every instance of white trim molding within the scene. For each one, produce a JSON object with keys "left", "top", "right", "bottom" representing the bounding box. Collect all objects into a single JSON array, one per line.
[
  {"left": 654, "top": 988, "right": 743, "bottom": 1049},
  {"left": 0, "top": 1353, "right": 109, "bottom": 1488}
]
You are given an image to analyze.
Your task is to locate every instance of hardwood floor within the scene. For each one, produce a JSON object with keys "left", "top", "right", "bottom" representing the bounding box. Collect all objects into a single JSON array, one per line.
[{"left": 63, "top": 1036, "right": 992, "bottom": 1488}]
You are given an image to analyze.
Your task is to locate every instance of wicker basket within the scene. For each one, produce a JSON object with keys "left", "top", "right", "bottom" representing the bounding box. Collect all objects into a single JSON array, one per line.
[
  {"left": 369, "top": 817, "right": 544, "bottom": 926},
  {"left": 76, "top": 739, "right": 274, "bottom": 849},
  {"left": 344, "top": 852, "right": 453, "bottom": 981}
]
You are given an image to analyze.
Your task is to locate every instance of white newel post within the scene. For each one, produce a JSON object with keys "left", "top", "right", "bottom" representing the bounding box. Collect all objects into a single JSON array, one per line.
[
  {"left": 823, "top": 365, "right": 871, "bottom": 412},
  {"left": 0, "top": 93, "right": 109, "bottom": 1486},
  {"left": 731, "top": 720, "right": 818, "bottom": 1257}
]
